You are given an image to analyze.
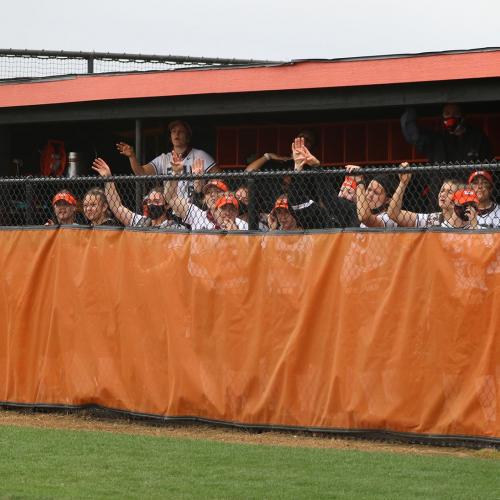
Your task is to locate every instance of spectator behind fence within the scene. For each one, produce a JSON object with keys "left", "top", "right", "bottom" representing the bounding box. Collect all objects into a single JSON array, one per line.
[
  {"left": 449, "top": 189, "right": 481, "bottom": 229},
  {"left": 268, "top": 196, "right": 302, "bottom": 231},
  {"left": 82, "top": 188, "right": 116, "bottom": 227},
  {"left": 164, "top": 158, "right": 248, "bottom": 230},
  {"left": 46, "top": 190, "right": 78, "bottom": 225},
  {"left": 387, "top": 163, "right": 464, "bottom": 227},
  {"left": 345, "top": 165, "right": 398, "bottom": 228},
  {"left": 246, "top": 131, "right": 332, "bottom": 229},
  {"left": 234, "top": 184, "right": 269, "bottom": 230},
  {"left": 318, "top": 176, "right": 360, "bottom": 228},
  {"left": 116, "top": 120, "right": 216, "bottom": 200},
  {"left": 92, "top": 158, "right": 186, "bottom": 230},
  {"left": 401, "top": 104, "right": 493, "bottom": 211},
  {"left": 468, "top": 170, "right": 500, "bottom": 228}
]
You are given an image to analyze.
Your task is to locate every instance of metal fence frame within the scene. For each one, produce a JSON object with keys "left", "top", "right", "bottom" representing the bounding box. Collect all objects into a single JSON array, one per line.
[
  {"left": 1, "top": 162, "right": 499, "bottom": 230},
  {"left": 0, "top": 48, "right": 283, "bottom": 81}
]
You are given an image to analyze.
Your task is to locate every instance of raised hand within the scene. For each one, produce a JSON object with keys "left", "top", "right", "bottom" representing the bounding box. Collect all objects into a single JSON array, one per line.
[
  {"left": 398, "top": 162, "right": 412, "bottom": 185},
  {"left": 92, "top": 158, "right": 112, "bottom": 177},
  {"left": 170, "top": 150, "right": 184, "bottom": 175},
  {"left": 192, "top": 157, "right": 205, "bottom": 176},
  {"left": 345, "top": 165, "right": 364, "bottom": 184},
  {"left": 292, "top": 137, "right": 307, "bottom": 171},
  {"left": 116, "top": 142, "right": 135, "bottom": 158}
]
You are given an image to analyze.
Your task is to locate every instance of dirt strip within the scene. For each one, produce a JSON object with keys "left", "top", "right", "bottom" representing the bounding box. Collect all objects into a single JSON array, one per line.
[{"left": 0, "top": 409, "right": 498, "bottom": 459}]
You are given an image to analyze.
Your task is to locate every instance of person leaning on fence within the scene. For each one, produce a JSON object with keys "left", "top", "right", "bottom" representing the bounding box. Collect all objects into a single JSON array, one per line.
[
  {"left": 164, "top": 157, "right": 248, "bottom": 231},
  {"left": 82, "top": 187, "right": 116, "bottom": 227},
  {"left": 344, "top": 165, "right": 398, "bottom": 228},
  {"left": 319, "top": 176, "right": 360, "bottom": 228},
  {"left": 467, "top": 170, "right": 500, "bottom": 228},
  {"left": 387, "top": 163, "right": 464, "bottom": 227},
  {"left": 91, "top": 158, "right": 187, "bottom": 230},
  {"left": 46, "top": 190, "right": 78, "bottom": 225},
  {"left": 267, "top": 196, "right": 302, "bottom": 231},
  {"left": 234, "top": 184, "right": 269, "bottom": 230},
  {"left": 116, "top": 119, "right": 216, "bottom": 201}
]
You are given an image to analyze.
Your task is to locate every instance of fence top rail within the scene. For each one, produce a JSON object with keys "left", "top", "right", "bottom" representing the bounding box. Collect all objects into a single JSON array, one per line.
[
  {"left": 0, "top": 48, "right": 283, "bottom": 67},
  {"left": 0, "top": 162, "right": 498, "bottom": 184}
]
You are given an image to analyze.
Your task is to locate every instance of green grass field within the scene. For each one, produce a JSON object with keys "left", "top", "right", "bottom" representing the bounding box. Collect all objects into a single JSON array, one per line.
[{"left": 1, "top": 425, "right": 499, "bottom": 499}]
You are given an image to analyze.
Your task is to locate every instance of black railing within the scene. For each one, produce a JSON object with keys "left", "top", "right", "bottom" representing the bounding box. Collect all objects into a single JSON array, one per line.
[
  {"left": 0, "top": 49, "right": 283, "bottom": 81},
  {"left": 0, "top": 162, "right": 499, "bottom": 231}
]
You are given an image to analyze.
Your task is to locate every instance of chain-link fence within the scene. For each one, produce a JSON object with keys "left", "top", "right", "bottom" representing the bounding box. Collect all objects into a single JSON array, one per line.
[
  {"left": 0, "top": 49, "right": 281, "bottom": 80},
  {"left": 1, "top": 162, "right": 499, "bottom": 231}
]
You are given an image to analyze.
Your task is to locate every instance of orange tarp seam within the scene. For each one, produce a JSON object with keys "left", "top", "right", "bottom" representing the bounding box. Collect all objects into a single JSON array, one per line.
[{"left": 0, "top": 228, "right": 499, "bottom": 439}]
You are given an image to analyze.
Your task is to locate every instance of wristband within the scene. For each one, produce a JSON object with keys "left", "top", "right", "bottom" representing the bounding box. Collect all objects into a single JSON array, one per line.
[{"left": 264, "top": 153, "right": 271, "bottom": 161}]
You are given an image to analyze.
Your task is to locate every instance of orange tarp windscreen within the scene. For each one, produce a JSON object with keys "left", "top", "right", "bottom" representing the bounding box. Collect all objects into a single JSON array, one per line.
[{"left": 0, "top": 228, "right": 499, "bottom": 440}]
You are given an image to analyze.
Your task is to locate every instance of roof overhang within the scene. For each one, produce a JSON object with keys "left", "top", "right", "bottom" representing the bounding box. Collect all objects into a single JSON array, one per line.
[{"left": 1, "top": 50, "right": 500, "bottom": 124}]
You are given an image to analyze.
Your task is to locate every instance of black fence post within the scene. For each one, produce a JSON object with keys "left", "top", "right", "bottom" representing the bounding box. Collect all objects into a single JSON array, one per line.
[
  {"left": 25, "top": 179, "right": 34, "bottom": 226},
  {"left": 87, "top": 56, "right": 94, "bottom": 74},
  {"left": 134, "top": 119, "right": 144, "bottom": 213},
  {"left": 247, "top": 178, "right": 258, "bottom": 231}
]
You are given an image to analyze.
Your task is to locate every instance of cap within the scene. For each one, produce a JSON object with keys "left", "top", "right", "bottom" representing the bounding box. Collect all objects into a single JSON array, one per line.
[
  {"left": 452, "top": 189, "right": 479, "bottom": 206},
  {"left": 341, "top": 177, "right": 357, "bottom": 190},
  {"left": 468, "top": 170, "right": 493, "bottom": 186},
  {"left": 52, "top": 192, "right": 77, "bottom": 206},
  {"left": 168, "top": 119, "right": 192, "bottom": 138},
  {"left": 215, "top": 193, "right": 239, "bottom": 210},
  {"left": 274, "top": 198, "right": 289, "bottom": 210},
  {"left": 202, "top": 180, "right": 229, "bottom": 194}
]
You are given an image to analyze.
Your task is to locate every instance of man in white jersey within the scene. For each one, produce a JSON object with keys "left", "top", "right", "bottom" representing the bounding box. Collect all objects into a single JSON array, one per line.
[
  {"left": 116, "top": 120, "right": 216, "bottom": 200},
  {"left": 468, "top": 170, "right": 500, "bottom": 228},
  {"left": 92, "top": 158, "right": 186, "bottom": 230},
  {"left": 164, "top": 158, "right": 248, "bottom": 231}
]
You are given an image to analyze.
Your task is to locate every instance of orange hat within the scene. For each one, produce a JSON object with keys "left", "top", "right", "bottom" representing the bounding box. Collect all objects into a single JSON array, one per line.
[
  {"left": 468, "top": 170, "right": 493, "bottom": 186},
  {"left": 215, "top": 193, "right": 239, "bottom": 210},
  {"left": 341, "top": 177, "right": 357, "bottom": 190},
  {"left": 274, "top": 198, "right": 289, "bottom": 210},
  {"left": 452, "top": 189, "right": 479, "bottom": 206},
  {"left": 202, "top": 180, "right": 229, "bottom": 194},
  {"left": 52, "top": 192, "right": 77, "bottom": 206}
]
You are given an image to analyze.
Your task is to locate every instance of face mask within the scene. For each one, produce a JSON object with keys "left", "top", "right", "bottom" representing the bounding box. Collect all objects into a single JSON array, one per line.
[
  {"left": 443, "top": 116, "right": 462, "bottom": 133},
  {"left": 147, "top": 204, "right": 166, "bottom": 219}
]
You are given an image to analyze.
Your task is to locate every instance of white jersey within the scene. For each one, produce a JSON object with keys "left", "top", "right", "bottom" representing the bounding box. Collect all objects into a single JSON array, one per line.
[
  {"left": 150, "top": 148, "right": 216, "bottom": 199},
  {"left": 415, "top": 212, "right": 442, "bottom": 227},
  {"left": 184, "top": 204, "right": 248, "bottom": 231},
  {"left": 476, "top": 203, "right": 500, "bottom": 228},
  {"left": 130, "top": 213, "right": 186, "bottom": 230},
  {"left": 360, "top": 212, "right": 397, "bottom": 228}
]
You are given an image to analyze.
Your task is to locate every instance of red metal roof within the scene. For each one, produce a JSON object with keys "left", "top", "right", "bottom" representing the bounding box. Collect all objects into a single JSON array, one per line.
[{"left": 1, "top": 49, "right": 500, "bottom": 108}]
